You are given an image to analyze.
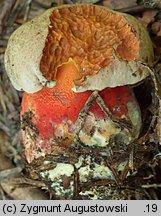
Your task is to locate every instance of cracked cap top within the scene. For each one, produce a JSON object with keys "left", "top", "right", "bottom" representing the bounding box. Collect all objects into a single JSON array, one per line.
[{"left": 4, "top": 4, "right": 154, "bottom": 93}]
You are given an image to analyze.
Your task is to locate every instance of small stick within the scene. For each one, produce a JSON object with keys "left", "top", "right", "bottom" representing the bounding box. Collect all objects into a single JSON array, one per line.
[
  {"left": 0, "top": 167, "right": 22, "bottom": 182},
  {"left": 142, "top": 183, "right": 161, "bottom": 188},
  {"left": 0, "top": 0, "right": 17, "bottom": 35},
  {"left": 157, "top": 100, "right": 161, "bottom": 145},
  {"left": 116, "top": 5, "right": 153, "bottom": 14},
  {"left": 23, "top": 0, "right": 32, "bottom": 21},
  {"left": 75, "top": 91, "right": 98, "bottom": 133}
]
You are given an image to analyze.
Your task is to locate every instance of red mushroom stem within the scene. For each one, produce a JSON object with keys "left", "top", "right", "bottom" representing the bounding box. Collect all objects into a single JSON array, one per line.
[{"left": 21, "top": 61, "right": 141, "bottom": 163}]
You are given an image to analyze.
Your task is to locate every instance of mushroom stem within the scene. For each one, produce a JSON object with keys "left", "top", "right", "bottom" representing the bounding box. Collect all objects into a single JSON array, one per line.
[{"left": 21, "top": 63, "right": 142, "bottom": 163}]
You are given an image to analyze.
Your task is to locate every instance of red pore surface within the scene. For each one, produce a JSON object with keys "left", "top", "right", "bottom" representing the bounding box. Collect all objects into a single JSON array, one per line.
[{"left": 21, "top": 62, "right": 137, "bottom": 162}]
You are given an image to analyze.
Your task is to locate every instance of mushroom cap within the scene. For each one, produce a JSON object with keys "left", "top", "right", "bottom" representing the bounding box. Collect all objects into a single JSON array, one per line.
[{"left": 4, "top": 4, "right": 154, "bottom": 93}]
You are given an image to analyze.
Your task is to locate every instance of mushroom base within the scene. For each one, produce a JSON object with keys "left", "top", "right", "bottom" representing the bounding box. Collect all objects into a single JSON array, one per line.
[
  {"left": 20, "top": 84, "right": 143, "bottom": 198},
  {"left": 26, "top": 142, "right": 132, "bottom": 199},
  {"left": 21, "top": 86, "right": 142, "bottom": 163}
]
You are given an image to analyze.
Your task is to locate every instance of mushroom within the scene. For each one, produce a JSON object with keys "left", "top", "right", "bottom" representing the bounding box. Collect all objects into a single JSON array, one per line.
[{"left": 4, "top": 4, "right": 154, "bottom": 197}]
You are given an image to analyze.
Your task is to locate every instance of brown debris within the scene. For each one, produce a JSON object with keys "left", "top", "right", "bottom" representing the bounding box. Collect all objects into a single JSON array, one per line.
[{"left": 0, "top": 0, "right": 17, "bottom": 35}]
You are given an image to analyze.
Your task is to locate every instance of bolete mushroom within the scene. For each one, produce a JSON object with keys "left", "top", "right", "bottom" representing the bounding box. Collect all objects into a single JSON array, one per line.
[{"left": 4, "top": 4, "right": 154, "bottom": 198}]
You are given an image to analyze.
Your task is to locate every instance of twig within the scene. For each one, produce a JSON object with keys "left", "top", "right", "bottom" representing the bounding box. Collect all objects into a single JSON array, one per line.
[
  {"left": 23, "top": 0, "right": 32, "bottom": 21},
  {"left": 142, "top": 183, "right": 161, "bottom": 188},
  {"left": 0, "top": 167, "right": 22, "bottom": 181},
  {"left": 0, "top": 185, "right": 7, "bottom": 200},
  {"left": 117, "top": 0, "right": 161, "bottom": 14},
  {"left": 157, "top": 100, "right": 161, "bottom": 145},
  {"left": 0, "top": 83, "right": 7, "bottom": 114},
  {"left": 138, "top": 0, "right": 161, "bottom": 8},
  {"left": 1, "top": 178, "right": 49, "bottom": 199},
  {"left": 7, "top": 0, "right": 31, "bottom": 28},
  {"left": 0, "top": 121, "right": 10, "bottom": 135},
  {"left": 75, "top": 91, "right": 98, "bottom": 133},
  {"left": 33, "top": 0, "right": 51, "bottom": 9},
  {"left": 0, "top": 0, "right": 17, "bottom": 36},
  {"left": 116, "top": 5, "right": 152, "bottom": 14}
]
